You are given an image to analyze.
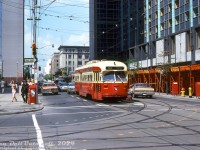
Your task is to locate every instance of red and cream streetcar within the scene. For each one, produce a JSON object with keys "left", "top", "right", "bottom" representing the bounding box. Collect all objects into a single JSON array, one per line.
[{"left": 74, "top": 60, "right": 128, "bottom": 101}]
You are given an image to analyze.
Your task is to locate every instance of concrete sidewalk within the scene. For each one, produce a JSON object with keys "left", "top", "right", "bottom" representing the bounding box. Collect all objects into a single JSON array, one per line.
[
  {"left": 0, "top": 87, "right": 43, "bottom": 115},
  {"left": 154, "top": 92, "right": 200, "bottom": 101}
]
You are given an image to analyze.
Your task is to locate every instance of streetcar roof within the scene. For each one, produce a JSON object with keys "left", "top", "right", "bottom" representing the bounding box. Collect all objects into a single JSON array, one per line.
[{"left": 75, "top": 60, "right": 127, "bottom": 73}]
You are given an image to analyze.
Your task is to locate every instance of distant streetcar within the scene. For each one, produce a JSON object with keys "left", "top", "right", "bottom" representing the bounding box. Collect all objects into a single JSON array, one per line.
[{"left": 74, "top": 60, "right": 128, "bottom": 101}]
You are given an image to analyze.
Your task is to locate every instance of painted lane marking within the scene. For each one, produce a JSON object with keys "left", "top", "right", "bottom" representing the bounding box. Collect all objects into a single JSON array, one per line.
[
  {"left": 32, "top": 114, "right": 45, "bottom": 150},
  {"left": 39, "top": 110, "right": 125, "bottom": 116}
]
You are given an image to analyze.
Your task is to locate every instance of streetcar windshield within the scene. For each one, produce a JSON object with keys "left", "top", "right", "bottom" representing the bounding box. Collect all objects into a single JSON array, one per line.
[{"left": 103, "top": 71, "right": 127, "bottom": 82}]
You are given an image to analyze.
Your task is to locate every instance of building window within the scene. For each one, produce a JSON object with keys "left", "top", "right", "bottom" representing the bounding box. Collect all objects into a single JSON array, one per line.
[
  {"left": 193, "top": 7, "right": 198, "bottom": 18},
  {"left": 185, "top": 11, "right": 189, "bottom": 21},
  {"left": 148, "top": 1, "right": 152, "bottom": 9},
  {"left": 68, "top": 55, "right": 71, "bottom": 59},
  {"left": 161, "top": 22, "right": 164, "bottom": 31},
  {"left": 175, "top": 0, "right": 179, "bottom": 9},
  {"left": 197, "top": 29, "right": 200, "bottom": 49},
  {"left": 155, "top": 11, "right": 158, "bottom": 19},
  {"left": 185, "top": 0, "right": 189, "bottom": 4},
  {"left": 160, "top": 8, "right": 164, "bottom": 16},
  {"left": 78, "top": 61, "right": 82, "bottom": 65},
  {"left": 168, "top": 19, "right": 172, "bottom": 27},
  {"left": 68, "top": 61, "right": 71, "bottom": 65},
  {"left": 85, "top": 54, "right": 89, "bottom": 59},
  {"left": 168, "top": 3, "right": 172, "bottom": 12},
  {"left": 175, "top": 16, "right": 179, "bottom": 25},
  {"left": 78, "top": 54, "right": 82, "bottom": 59}
]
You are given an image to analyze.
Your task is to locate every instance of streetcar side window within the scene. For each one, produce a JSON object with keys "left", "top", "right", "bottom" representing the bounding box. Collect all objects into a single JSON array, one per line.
[{"left": 94, "top": 72, "right": 100, "bottom": 81}]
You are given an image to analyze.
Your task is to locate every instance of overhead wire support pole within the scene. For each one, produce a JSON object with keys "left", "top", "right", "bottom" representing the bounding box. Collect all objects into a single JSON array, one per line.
[{"left": 32, "top": 0, "right": 38, "bottom": 104}]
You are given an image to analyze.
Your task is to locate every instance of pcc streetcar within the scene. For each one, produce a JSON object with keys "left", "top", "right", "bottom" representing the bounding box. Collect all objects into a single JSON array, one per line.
[{"left": 74, "top": 60, "right": 128, "bottom": 101}]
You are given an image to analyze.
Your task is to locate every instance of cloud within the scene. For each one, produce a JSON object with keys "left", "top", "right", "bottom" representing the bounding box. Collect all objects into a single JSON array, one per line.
[
  {"left": 44, "top": 59, "right": 51, "bottom": 74},
  {"left": 65, "top": 33, "right": 89, "bottom": 46}
]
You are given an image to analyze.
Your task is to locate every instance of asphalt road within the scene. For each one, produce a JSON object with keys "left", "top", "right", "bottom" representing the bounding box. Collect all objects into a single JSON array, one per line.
[{"left": 0, "top": 92, "right": 200, "bottom": 150}]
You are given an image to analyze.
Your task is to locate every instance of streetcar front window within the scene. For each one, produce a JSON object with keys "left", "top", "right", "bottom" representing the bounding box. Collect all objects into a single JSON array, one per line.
[
  {"left": 115, "top": 71, "right": 127, "bottom": 82},
  {"left": 103, "top": 71, "right": 127, "bottom": 82},
  {"left": 103, "top": 72, "right": 115, "bottom": 81}
]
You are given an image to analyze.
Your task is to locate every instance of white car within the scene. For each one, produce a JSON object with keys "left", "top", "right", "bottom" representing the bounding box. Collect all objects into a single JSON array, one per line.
[
  {"left": 58, "top": 82, "right": 68, "bottom": 92},
  {"left": 67, "top": 82, "right": 75, "bottom": 94},
  {"left": 129, "top": 83, "right": 155, "bottom": 98}
]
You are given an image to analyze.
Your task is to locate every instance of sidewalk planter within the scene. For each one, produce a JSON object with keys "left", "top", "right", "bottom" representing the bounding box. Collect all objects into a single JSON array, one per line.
[
  {"left": 171, "top": 82, "right": 178, "bottom": 95},
  {"left": 28, "top": 84, "right": 36, "bottom": 104},
  {"left": 195, "top": 82, "right": 200, "bottom": 98}
]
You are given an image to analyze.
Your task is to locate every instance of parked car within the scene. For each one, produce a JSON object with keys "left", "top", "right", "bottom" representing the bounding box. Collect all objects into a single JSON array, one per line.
[
  {"left": 67, "top": 82, "right": 75, "bottom": 94},
  {"left": 129, "top": 83, "right": 155, "bottom": 98},
  {"left": 41, "top": 82, "right": 58, "bottom": 95},
  {"left": 58, "top": 82, "right": 68, "bottom": 92}
]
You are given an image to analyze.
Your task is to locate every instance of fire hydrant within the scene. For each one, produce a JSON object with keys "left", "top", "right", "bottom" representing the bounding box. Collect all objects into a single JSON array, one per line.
[
  {"left": 188, "top": 87, "right": 192, "bottom": 98},
  {"left": 180, "top": 87, "right": 185, "bottom": 97}
]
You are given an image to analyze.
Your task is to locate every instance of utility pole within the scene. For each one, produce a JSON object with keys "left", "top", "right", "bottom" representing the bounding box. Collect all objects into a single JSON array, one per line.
[
  {"left": 32, "top": 0, "right": 37, "bottom": 83},
  {"left": 31, "top": 0, "right": 39, "bottom": 104}
]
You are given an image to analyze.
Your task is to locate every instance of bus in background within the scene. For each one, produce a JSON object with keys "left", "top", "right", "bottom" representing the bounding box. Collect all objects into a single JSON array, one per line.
[{"left": 74, "top": 60, "right": 128, "bottom": 101}]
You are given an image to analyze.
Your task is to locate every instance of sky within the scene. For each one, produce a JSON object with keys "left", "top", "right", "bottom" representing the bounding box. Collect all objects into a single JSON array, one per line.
[{"left": 24, "top": 0, "right": 89, "bottom": 74}]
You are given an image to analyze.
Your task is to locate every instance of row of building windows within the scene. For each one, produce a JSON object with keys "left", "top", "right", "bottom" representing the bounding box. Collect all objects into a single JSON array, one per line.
[
  {"left": 66, "top": 54, "right": 89, "bottom": 59},
  {"left": 148, "top": 0, "right": 190, "bottom": 9},
  {"left": 65, "top": 49, "right": 89, "bottom": 53}
]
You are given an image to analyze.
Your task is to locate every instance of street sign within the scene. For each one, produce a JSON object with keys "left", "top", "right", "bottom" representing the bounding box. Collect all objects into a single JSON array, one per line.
[{"left": 24, "top": 58, "right": 34, "bottom": 63}]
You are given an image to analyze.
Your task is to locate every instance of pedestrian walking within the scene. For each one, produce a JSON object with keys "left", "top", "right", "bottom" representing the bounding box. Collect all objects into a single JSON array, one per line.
[
  {"left": 21, "top": 80, "right": 29, "bottom": 103},
  {"left": 10, "top": 80, "right": 17, "bottom": 102},
  {"left": 1, "top": 79, "right": 5, "bottom": 94}
]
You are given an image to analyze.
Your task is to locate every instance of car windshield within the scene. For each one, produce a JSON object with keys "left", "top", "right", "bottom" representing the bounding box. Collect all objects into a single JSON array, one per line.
[
  {"left": 68, "top": 83, "right": 74, "bottom": 86},
  {"left": 135, "top": 83, "right": 151, "bottom": 87},
  {"left": 59, "top": 82, "right": 67, "bottom": 86},
  {"left": 103, "top": 71, "right": 127, "bottom": 82},
  {"left": 43, "top": 83, "right": 56, "bottom": 87}
]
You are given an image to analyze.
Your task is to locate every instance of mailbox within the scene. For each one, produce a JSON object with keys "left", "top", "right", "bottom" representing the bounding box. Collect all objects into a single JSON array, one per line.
[
  {"left": 195, "top": 82, "right": 200, "bottom": 98},
  {"left": 28, "top": 84, "right": 36, "bottom": 104},
  {"left": 171, "top": 82, "right": 178, "bottom": 95}
]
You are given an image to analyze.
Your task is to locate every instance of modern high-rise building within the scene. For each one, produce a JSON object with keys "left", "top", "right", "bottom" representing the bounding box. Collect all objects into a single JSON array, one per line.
[
  {"left": 90, "top": 0, "right": 200, "bottom": 94},
  {"left": 0, "top": 0, "right": 24, "bottom": 82},
  {"left": 89, "top": 0, "right": 144, "bottom": 62}
]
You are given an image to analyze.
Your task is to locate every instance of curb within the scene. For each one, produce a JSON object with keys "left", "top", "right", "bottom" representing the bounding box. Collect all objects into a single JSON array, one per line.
[{"left": 0, "top": 105, "right": 44, "bottom": 116}]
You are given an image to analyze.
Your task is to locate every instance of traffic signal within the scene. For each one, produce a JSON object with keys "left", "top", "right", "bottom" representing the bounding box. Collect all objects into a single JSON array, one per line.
[
  {"left": 32, "top": 43, "right": 36, "bottom": 56},
  {"left": 38, "top": 66, "right": 41, "bottom": 71}
]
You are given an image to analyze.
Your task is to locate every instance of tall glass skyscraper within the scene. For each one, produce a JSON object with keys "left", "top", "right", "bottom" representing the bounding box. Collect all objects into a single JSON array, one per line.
[
  {"left": 89, "top": 0, "right": 144, "bottom": 62},
  {"left": 90, "top": 0, "right": 200, "bottom": 94}
]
